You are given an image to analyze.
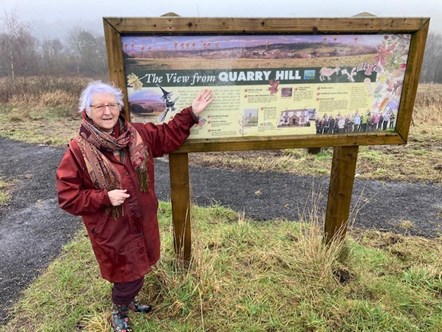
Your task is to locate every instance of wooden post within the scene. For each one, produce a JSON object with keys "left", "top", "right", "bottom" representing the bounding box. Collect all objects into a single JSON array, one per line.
[
  {"left": 169, "top": 152, "right": 192, "bottom": 261},
  {"left": 324, "top": 146, "right": 359, "bottom": 244}
]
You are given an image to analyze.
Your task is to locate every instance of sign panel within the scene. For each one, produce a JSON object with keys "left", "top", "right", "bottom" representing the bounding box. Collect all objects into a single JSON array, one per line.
[{"left": 122, "top": 34, "right": 410, "bottom": 139}]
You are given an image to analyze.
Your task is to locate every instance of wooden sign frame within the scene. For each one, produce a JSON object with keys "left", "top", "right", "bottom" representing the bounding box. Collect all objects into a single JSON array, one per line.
[{"left": 103, "top": 17, "right": 429, "bottom": 259}]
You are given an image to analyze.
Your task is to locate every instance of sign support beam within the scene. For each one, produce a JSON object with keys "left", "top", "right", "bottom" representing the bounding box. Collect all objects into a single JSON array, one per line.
[
  {"left": 169, "top": 153, "right": 192, "bottom": 261},
  {"left": 324, "top": 145, "right": 359, "bottom": 244}
]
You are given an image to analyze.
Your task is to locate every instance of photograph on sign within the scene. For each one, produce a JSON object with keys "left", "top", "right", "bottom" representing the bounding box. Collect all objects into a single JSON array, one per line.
[{"left": 121, "top": 34, "right": 411, "bottom": 139}]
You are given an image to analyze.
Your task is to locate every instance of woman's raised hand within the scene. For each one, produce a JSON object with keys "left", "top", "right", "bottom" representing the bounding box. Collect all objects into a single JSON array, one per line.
[{"left": 191, "top": 89, "right": 213, "bottom": 115}]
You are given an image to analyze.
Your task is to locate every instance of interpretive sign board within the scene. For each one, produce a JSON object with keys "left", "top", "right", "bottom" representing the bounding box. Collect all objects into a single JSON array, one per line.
[
  {"left": 103, "top": 17, "right": 429, "bottom": 152},
  {"left": 124, "top": 34, "right": 407, "bottom": 138},
  {"left": 103, "top": 17, "right": 429, "bottom": 259}
]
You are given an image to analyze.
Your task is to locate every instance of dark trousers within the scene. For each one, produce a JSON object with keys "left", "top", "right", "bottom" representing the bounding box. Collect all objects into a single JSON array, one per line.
[{"left": 112, "top": 277, "right": 144, "bottom": 305}]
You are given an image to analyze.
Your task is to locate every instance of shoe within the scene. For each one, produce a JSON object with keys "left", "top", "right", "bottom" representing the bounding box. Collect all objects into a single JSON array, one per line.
[
  {"left": 111, "top": 304, "right": 133, "bottom": 332},
  {"left": 129, "top": 300, "right": 152, "bottom": 313}
]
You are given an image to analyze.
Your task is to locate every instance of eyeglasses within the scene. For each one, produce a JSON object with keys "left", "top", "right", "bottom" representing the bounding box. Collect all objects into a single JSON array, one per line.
[{"left": 90, "top": 103, "right": 120, "bottom": 111}]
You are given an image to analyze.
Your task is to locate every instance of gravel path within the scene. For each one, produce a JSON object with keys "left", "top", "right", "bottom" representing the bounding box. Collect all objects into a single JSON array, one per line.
[{"left": 0, "top": 137, "right": 441, "bottom": 324}]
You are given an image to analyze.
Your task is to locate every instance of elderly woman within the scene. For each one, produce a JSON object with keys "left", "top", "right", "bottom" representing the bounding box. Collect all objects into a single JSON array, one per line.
[{"left": 56, "top": 81, "right": 213, "bottom": 332}]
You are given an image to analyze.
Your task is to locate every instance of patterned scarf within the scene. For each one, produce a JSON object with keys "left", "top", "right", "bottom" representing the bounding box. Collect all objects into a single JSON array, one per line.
[{"left": 75, "top": 114, "right": 149, "bottom": 218}]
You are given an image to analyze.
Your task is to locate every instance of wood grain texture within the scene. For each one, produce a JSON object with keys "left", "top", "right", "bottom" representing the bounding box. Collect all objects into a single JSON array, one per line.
[
  {"left": 324, "top": 146, "right": 359, "bottom": 244},
  {"left": 395, "top": 20, "right": 430, "bottom": 141},
  {"left": 103, "top": 17, "right": 429, "bottom": 33},
  {"left": 103, "top": 19, "right": 131, "bottom": 121},
  {"left": 169, "top": 153, "right": 192, "bottom": 261},
  {"left": 174, "top": 132, "right": 404, "bottom": 153}
]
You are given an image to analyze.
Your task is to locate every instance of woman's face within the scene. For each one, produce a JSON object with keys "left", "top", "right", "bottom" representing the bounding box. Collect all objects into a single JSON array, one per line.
[{"left": 89, "top": 93, "right": 120, "bottom": 132}]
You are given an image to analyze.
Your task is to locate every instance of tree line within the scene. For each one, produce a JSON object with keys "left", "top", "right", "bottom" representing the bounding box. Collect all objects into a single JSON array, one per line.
[
  {"left": 0, "top": 13, "right": 107, "bottom": 78},
  {"left": 1, "top": 13, "right": 442, "bottom": 83}
]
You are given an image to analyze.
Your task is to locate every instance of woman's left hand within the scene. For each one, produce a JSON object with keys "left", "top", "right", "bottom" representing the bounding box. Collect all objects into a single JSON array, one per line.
[{"left": 191, "top": 89, "right": 213, "bottom": 115}]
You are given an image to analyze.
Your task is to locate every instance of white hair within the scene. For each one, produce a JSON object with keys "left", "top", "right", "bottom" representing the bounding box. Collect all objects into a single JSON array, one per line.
[{"left": 79, "top": 81, "right": 124, "bottom": 115}]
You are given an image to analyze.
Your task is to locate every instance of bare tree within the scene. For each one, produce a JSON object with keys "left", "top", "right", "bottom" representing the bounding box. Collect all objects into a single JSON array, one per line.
[
  {"left": 421, "top": 32, "right": 442, "bottom": 83},
  {"left": 67, "top": 26, "right": 107, "bottom": 76},
  {"left": 0, "top": 12, "right": 39, "bottom": 77},
  {"left": 40, "top": 38, "right": 68, "bottom": 75}
]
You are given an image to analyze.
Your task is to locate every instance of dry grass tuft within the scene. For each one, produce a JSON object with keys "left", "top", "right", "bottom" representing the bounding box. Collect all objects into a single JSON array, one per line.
[
  {"left": 0, "top": 76, "right": 97, "bottom": 104},
  {"left": 40, "top": 90, "right": 78, "bottom": 107},
  {"left": 79, "top": 312, "right": 112, "bottom": 332},
  {"left": 398, "top": 219, "right": 415, "bottom": 233},
  {"left": 0, "top": 178, "right": 12, "bottom": 205},
  {"left": 415, "top": 83, "right": 442, "bottom": 108}
]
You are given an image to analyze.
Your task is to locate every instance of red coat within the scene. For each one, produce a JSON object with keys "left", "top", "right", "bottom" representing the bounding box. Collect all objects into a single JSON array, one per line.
[{"left": 56, "top": 108, "right": 197, "bottom": 283}]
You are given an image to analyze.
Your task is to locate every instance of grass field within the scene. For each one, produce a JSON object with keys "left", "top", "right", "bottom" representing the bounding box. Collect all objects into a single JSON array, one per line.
[{"left": 4, "top": 203, "right": 442, "bottom": 331}]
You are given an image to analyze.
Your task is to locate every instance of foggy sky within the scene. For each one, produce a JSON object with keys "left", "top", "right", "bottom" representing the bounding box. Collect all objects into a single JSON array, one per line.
[{"left": 2, "top": 0, "right": 439, "bottom": 40}]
